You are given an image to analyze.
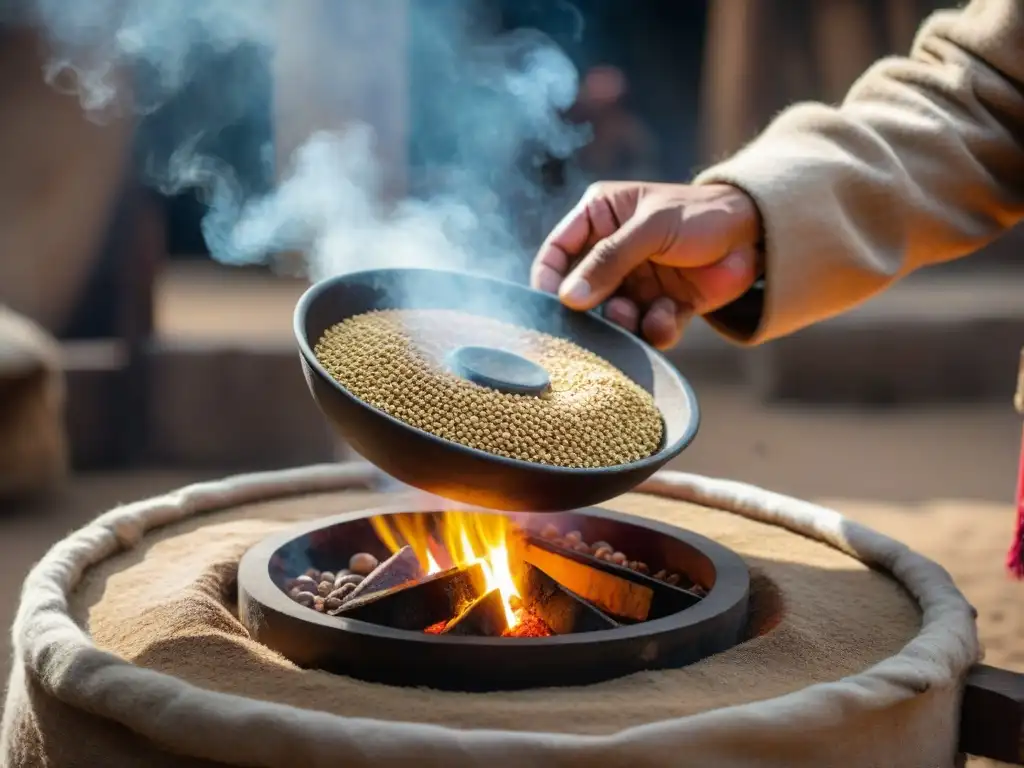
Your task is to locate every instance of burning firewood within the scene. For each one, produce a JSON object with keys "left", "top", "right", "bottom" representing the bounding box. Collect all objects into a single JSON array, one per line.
[
  {"left": 523, "top": 534, "right": 703, "bottom": 619},
  {"left": 441, "top": 588, "right": 508, "bottom": 637},
  {"left": 332, "top": 561, "right": 488, "bottom": 630},
  {"left": 343, "top": 545, "right": 423, "bottom": 603},
  {"left": 537, "top": 524, "right": 706, "bottom": 596},
  {"left": 518, "top": 562, "right": 619, "bottom": 634},
  {"left": 510, "top": 534, "right": 653, "bottom": 622},
  {"left": 502, "top": 609, "right": 553, "bottom": 638}
]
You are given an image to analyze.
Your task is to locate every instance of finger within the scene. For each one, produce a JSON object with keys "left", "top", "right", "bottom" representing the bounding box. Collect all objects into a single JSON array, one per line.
[
  {"left": 603, "top": 296, "right": 640, "bottom": 334},
  {"left": 558, "top": 216, "right": 655, "bottom": 310},
  {"left": 531, "top": 208, "right": 585, "bottom": 291},
  {"left": 532, "top": 262, "right": 564, "bottom": 294},
  {"left": 620, "top": 261, "right": 663, "bottom": 308},
  {"left": 683, "top": 247, "right": 760, "bottom": 315},
  {"left": 531, "top": 193, "right": 621, "bottom": 292},
  {"left": 641, "top": 297, "right": 692, "bottom": 350},
  {"left": 638, "top": 249, "right": 758, "bottom": 350}
]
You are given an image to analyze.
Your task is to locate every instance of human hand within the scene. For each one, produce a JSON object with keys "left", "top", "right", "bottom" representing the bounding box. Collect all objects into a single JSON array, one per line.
[{"left": 530, "top": 182, "right": 763, "bottom": 349}]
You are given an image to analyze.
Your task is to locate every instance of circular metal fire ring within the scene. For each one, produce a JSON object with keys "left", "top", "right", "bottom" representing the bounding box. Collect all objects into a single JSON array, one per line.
[{"left": 238, "top": 503, "right": 750, "bottom": 692}]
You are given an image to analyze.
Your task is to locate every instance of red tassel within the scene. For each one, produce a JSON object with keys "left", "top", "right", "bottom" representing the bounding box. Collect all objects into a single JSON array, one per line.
[{"left": 1007, "top": 421, "right": 1024, "bottom": 578}]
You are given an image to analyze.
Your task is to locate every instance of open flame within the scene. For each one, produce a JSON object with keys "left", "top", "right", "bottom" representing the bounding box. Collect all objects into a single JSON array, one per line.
[{"left": 371, "top": 511, "right": 521, "bottom": 627}]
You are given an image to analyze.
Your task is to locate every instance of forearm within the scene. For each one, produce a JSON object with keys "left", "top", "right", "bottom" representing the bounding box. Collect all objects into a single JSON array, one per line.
[{"left": 696, "top": 0, "right": 1024, "bottom": 344}]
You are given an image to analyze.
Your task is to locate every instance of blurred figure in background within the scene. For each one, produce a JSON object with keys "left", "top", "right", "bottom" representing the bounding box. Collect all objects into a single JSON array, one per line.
[{"left": 568, "top": 65, "right": 659, "bottom": 182}]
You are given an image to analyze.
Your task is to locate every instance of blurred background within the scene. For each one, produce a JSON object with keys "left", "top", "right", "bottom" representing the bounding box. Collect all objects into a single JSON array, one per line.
[{"left": 1, "top": 0, "right": 1022, "bottom": 749}]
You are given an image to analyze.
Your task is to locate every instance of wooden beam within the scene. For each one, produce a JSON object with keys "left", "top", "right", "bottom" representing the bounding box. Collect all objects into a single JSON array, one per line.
[{"left": 960, "top": 664, "right": 1024, "bottom": 764}]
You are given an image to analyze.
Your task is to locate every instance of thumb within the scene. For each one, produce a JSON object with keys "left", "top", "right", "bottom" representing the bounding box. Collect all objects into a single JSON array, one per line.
[{"left": 558, "top": 216, "right": 659, "bottom": 311}]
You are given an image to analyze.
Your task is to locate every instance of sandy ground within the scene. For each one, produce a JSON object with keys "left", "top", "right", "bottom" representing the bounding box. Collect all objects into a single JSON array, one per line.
[{"left": 2, "top": 385, "right": 1020, "bottom": 765}]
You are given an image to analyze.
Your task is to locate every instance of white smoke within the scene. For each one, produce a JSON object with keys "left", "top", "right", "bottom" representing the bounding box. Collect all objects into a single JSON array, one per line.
[{"left": 10, "top": 0, "right": 589, "bottom": 287}]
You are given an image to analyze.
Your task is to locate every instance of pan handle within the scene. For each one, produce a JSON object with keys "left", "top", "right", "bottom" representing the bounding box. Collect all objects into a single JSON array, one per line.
[{"left": 960, "top": 663, "right": 1024, "bottom": 763}]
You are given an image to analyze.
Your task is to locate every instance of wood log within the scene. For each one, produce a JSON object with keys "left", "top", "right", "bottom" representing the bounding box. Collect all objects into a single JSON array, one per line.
[
  {"left": 522, "top": 534, "right": 703, "bottom": 620},
  {"left": 441, "top": 588, "right": 508, "bottom": 637},
  {"left": 333, "top": 561, "right": 486, "bottom": 631},
  {"left": 511, "top": 534, "right": 653, "bottom": 621},
  {"left": 518, "top": 563, "right": 618, "bottom": 635},
  {"left": 343, "top": 545, "right": 422, "bottom": 603}
]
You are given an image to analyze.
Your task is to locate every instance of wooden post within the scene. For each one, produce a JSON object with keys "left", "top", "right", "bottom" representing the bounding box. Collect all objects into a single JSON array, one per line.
[
  {"left": 812, "top": 0, "right": 884, "bottom": 103},
  {"left": 697, "top": 0, "right": 935, "bottom": 165},
  {"left": 698, "top": 0, "right": 763, "bottom": 163}
]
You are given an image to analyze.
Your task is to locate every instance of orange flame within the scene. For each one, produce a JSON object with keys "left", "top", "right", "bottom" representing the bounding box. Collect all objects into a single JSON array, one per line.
[{"left": 370, "top": 511, "right": 520, "bottom": 627}]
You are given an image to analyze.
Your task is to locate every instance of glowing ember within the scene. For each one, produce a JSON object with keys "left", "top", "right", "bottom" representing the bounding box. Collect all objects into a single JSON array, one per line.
[
  {"left": 503, "top": 609, "right": 553, "bottom": 638},
  {"left": 424, "top": 620, "right": 448, "bottom": 635},
  {"left": 372, "top": 511, "right": 521, "bottom": 627}
]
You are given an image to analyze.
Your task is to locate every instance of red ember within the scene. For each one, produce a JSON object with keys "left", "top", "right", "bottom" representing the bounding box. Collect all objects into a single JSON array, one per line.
[
  {"left": 502, "top": 609, "right": 553, "bottom": 638},
  {"left": 424, "top": 620, "right": 448, "bottom": 635}
]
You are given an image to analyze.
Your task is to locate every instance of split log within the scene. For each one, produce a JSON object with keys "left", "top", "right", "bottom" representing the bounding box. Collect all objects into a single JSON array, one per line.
[
  {"left": 511, "top": 535, "right": 653, "bottom": 621},
  {"left": 333, "top": 561, "right": 487, "bottom": 630},
  {"left": 518, "top": 563, "right": 618, "bottom": 634},
  {"left": 343, "top": 545, "right": 423, "bottom": 603},
  {"left": 441, "top": 588, "right": 508, "bottom": 637},
  {"left": 522, "top": 535, "right": 703, "bottom": 620}
]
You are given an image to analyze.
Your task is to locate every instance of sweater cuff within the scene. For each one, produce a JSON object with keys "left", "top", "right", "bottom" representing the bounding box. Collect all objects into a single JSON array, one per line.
[
  {"left": 694, "top": 158, "right": 779, "bottom": 345},
  {"left": 692, "top": 121, "right": 869, "bottom": 346}
]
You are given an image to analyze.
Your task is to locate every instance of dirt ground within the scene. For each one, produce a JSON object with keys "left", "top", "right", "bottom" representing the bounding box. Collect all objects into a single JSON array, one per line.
[{"left": 2, "top": 384, "right": 1020, "bottom": 765}]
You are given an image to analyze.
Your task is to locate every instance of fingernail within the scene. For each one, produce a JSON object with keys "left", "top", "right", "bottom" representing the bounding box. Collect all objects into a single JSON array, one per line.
[
  {"left": 721, "top": 250, "right": 749, "bottom": 275},
  {"left": 559, "top": 277, "right": 591, "bottom": 306}
]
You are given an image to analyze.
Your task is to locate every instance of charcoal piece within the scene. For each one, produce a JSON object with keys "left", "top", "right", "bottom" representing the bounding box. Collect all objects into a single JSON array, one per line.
[
  {"left": 441, "top": 588, "right": 508, "bottom": 637},
  {"left": 511, "top": 535, "right": 653, "bottom": 621},
  {"left": 333, "top": 562, "right": 487, "bottom": 630},
  {"left": 523, "top": 534, "right": 703, "bottom": 619},
  {"left": 343, "top": 545, "right": 422, "bottom": 604},
  {"left": 518, "top": 562, "right": 619, "bottom": 634}
]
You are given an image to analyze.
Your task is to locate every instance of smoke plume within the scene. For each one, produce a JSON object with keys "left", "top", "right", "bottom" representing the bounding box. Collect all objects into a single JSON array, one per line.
[{"left": 10, "top": 0, "right": 589, "bottom": 289}]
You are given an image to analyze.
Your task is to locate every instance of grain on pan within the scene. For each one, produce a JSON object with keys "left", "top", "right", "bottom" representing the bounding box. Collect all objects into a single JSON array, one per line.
[{"left": 314, "top": 309, "right": 663, "bottom": 468}]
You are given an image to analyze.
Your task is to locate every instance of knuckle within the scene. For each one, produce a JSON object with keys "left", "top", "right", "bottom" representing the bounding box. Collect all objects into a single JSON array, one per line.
[{"left": 584, "top": 181, "right": 608, "bottom": 201}]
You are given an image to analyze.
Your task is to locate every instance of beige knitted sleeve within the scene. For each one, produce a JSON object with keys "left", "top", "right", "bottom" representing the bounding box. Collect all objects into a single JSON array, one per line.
[{"left": 695, "top": 0, "right": 1024, "bottom": 344}]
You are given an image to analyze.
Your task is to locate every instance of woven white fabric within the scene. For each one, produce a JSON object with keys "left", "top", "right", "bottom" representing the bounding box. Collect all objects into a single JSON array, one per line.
[{"left": 1, "top": 463, "right": 978, "bottom": 768}]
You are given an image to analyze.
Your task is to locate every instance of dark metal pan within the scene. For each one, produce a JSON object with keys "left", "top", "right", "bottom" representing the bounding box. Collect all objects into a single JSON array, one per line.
[{"left": 294, "top": 267, "right": 700, "bottom": 511}]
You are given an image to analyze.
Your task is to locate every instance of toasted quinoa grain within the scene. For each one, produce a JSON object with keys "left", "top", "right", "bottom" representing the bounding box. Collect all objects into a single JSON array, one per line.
[{"left": 314, "top": 309, "right": 663, "bottom": 468}]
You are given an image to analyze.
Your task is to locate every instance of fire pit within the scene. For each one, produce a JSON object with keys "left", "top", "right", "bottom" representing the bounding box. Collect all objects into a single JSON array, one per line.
[{"left": 238, "top": 500, "right": 749, "bottom": 690}]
